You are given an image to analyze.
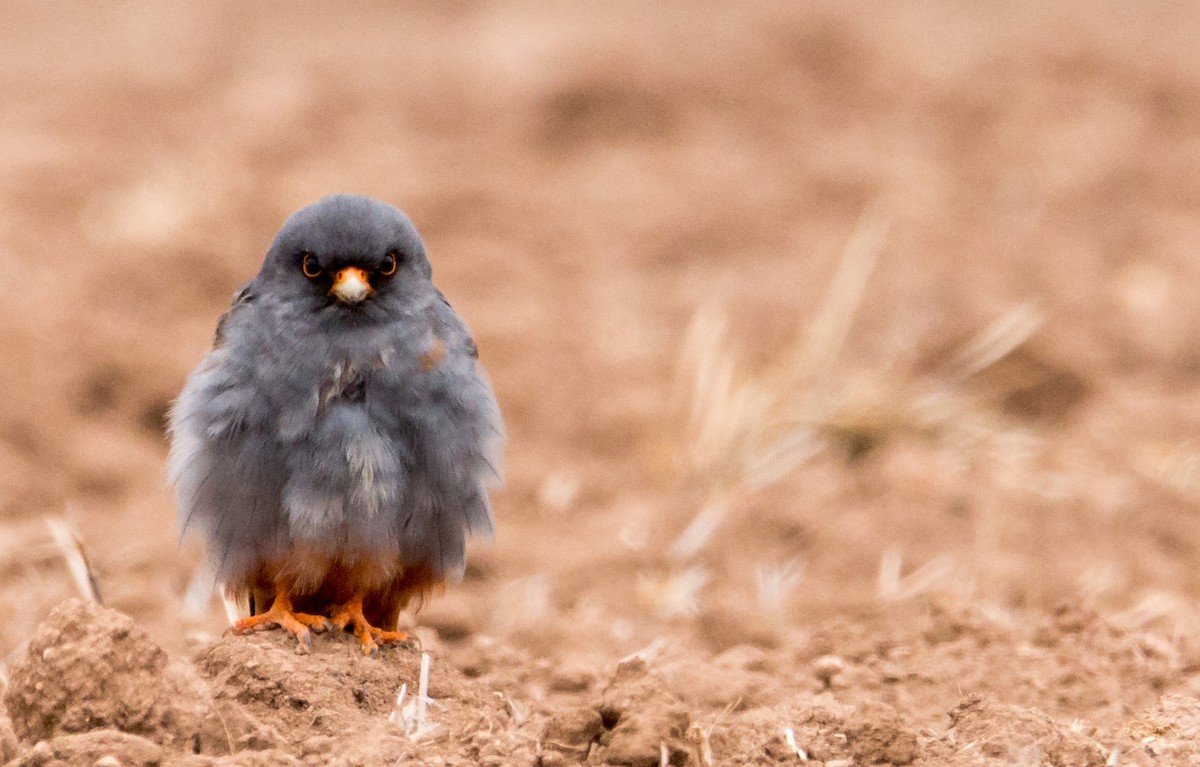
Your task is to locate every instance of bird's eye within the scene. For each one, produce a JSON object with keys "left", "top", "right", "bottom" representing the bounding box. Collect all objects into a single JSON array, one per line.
[
  {"left": 301, "top": 253, "right": 321, "bottom": 278},
  {"left": 381, "top": 250, "right": 399, "bottom": 276}
]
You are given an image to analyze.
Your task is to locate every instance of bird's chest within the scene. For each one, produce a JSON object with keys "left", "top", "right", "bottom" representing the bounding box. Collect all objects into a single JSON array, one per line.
[
  {"left": 318, "top": 357, "right": 375, "bottom": 416},
  {"left": 265, "top": 321, "right": 439, "bottom": 461}
]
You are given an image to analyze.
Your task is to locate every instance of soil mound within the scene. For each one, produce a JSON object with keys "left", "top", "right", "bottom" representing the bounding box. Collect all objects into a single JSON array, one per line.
[
  {"left": 5, "top": 600, "right": 1200, "bottom": 765},
  {"left": 4, "top": 599, "right": 230, "bottom": 756},
  {"left": 2, "top": 600, "right": 516, "bottom": 766}
]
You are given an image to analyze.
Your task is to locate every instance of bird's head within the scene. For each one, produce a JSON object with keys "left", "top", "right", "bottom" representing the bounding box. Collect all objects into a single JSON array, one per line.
[{"left": 258, "top": 194, "right": 434, "bottom": 317}]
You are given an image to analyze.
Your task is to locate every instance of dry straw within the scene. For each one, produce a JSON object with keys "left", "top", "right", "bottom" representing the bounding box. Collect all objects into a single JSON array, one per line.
[
  {"left": 665, "top": 212, "right": 890, "bottom": 610},
  {"left": 676, "top": 211, "right": 888, "bottom": 498},
  {"left": 44, "top": 517, "right": 101, "bottom": 604},
  {"left": 390, "top": 651, "right": 438, "bottom": 740},
  {"left": 671, "top": 207, "right": 1054, "bottom": 608}
]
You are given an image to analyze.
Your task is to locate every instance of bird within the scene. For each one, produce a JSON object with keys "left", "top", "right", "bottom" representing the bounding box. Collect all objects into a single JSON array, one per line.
[{"left": 168, "top": 194, "right": 502, "bottom": 655}]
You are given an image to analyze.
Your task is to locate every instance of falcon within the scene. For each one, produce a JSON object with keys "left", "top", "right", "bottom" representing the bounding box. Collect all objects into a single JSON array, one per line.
[{"left": 169, "top": 194, "right": 502, "bottom": 655}]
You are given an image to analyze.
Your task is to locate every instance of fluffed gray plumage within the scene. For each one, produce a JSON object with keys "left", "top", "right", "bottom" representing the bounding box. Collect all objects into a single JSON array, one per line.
[{"left": 168, "top": 194, "right": 502, "bottom": 651}]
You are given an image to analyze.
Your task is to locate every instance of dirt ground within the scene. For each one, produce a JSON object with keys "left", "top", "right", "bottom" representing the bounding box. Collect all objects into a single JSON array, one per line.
[{"left": 4, "top": 2, "right": 1200, "bottom": 765}]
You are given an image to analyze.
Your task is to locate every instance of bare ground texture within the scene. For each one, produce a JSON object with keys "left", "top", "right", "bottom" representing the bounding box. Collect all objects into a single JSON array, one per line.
[{"left": 4, "top": 2, "right": 1200, "bottom": 765}]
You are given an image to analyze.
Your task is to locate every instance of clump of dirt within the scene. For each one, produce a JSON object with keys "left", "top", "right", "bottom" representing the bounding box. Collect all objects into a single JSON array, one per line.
[
  {"left": 7, "top": 731, "right": 168, "bottom": 767},
  {"left": 0, "top": 716, "right": 17, "bottom": 764},
  {"left": 935, "top": 696, "right": 1108, "bottom": 766},
  {"left": 656, "top": 646, "right": 783, "bottom": 711},
  {"left": 541, "top": 706, "right": 606, "bottom": 765},
  {"left": 593, "top": 659, "right": 692, "bottom": 766},
  {"left": 3, "top": 599, "right": 233, "bottom": 755},
  {"left": 541, "top": 654, "right": 921, "bottom": 766},
  {"left": 1122, "top": 695, "right": 1200, "bottom": 763},
  {"left": 842, "top": 701, "right": 921, "bottom": 765},
  {"left": 733, "top": 697, "right": 920, "bottom": 765},
  {"left": 1, "top": 600, "right": 524, "bottom": 766},
  {"left": 537, "top": 657, "right": 700, "bottom": 767}
]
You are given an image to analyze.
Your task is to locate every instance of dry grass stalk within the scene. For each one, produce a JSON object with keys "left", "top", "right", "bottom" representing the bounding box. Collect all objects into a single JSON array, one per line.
[
  {"left": 755, "top": 558, "right": 805, "bottom": 611},
  {"left": 390, "top": 651, "right": 438, "bottom": 740},
  {"left": 44, "top": 517, "right": 101, "bottom": 603},
  {"left": 668, "top": 496, "right": 729, "bottom": 562},
  {"left": 687, "top": 697, "right": 739, "bottom": 766},
  {"left": 793, "top": 212, "right": 888, "bottom": 388},
  {"left": 671, "top": 214, "right": 889, "bottom": 564},
  {"left": 388, "top": 683, "right": 408, "bottom": 724},
  {"left": 1111, "top": 592, "right": 1197, "bottom": 634},
  {"left": 673, "top": 215, "right": 1051, "bottom": 613},
  {"left": 678, "top": 308, "right": 774, "bottom": 489},
  {"left": 946, "top": 302, "right": 1044, "bottom": 381},
  {"left": 619, "top": 637, "right": 665, "bottom": 666},
  {"left": 782, "top": 727, "right": 809, "bottom": 760},
  {"left": 877, "top": 548, "right": 955, "bottom": 602},
  {"left": 637, "top": 567, "right": 710, "bottom": 618},
  {"left": 220, "top": 594, "right": 245, "bottom": 625},
  {"left": 688, "top": 722, "right": 714, "bottom": 767},
  {"left": 416, "top": 651, "right": 431, "bottom": 728},
  {"left": 504, "top": 694, "right": 528, "bottom": 724}
]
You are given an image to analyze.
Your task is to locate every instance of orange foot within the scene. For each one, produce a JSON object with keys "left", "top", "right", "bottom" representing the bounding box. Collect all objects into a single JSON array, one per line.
[
  {"left": 231, "top": 591, "right": 330, "bottom": 651},
  {"left": 330, "top": 596, "right": 411, "bottom": 656}
]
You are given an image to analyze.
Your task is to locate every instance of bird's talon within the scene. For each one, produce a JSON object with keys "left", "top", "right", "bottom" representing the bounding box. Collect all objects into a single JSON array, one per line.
[
  {"left": 303, "top": 617, "right": 332, "bottom": 634},
  {"left": 230, "top": 594, "right": 328, "bottom": 649},
  {"left": 327, "top": 597, "right": 412, "bottom": 656}
]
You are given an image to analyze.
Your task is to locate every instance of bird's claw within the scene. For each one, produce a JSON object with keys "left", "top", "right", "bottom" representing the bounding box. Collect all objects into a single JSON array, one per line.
[
  {"left": 328, "top": 598, "right": 412, "bottom": 656},
  {"left": 230, "top": 597, "right": 329, "bottom": 652}
]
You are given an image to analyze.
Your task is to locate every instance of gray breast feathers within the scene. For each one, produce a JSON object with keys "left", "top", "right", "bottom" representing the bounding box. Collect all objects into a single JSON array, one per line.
[{"left": 169, "top": 297, "right": 502, "bottom": 586}]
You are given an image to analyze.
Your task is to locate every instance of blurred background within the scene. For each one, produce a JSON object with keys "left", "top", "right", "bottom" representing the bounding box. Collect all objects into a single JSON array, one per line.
[{"left": 3, "top": 0, "right": 1200, "bottom": 670}]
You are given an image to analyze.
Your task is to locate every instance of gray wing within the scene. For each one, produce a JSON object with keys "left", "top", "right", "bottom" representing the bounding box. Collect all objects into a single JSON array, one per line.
[
  {"left": 167, "top": 284, "right": 288, "bottom": 587},
  {"left": 366, "top": 294, "right": 503, "bottom": 580}
]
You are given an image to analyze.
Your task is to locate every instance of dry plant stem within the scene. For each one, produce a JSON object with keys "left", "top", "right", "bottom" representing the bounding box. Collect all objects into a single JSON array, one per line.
[
  {"left": 220, "top": 593, "right": 245, "bottom": 625},
  {"left": 794, "top": 212, "right": 888, "bottom": 391},
  {"left": 389, "top": 652, "right": 436, "bottom": 739},
  {"left": 947, "top": 302, "right": 1045, "bottom": 380},
  {"left": 44, "top": 517, "right": 101, "bottom": 604},
  {"left": 416, "top": 651, "right": 431, "bottom": 726},
  {"left": 672, "top": 213, "right": 889, "bottom": 566}
]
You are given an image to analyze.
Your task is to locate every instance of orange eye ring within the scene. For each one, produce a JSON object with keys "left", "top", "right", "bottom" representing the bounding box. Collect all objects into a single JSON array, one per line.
[
  {"left": 302, "top": 253, "right": 321, "bottom": 278},
  {"left": 381, "top": 251, "right": 398, "bottom": 276}
]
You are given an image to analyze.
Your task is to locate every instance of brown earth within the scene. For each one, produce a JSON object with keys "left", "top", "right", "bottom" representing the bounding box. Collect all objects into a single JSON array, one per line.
[{"left": 4, "top": 2, "right": 1200, "bottom": 765}]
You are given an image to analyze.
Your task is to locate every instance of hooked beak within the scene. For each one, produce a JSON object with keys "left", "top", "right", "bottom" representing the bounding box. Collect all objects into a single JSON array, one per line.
[{"left": 331, "top": 267, "right": 372, "bottom": 304}]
